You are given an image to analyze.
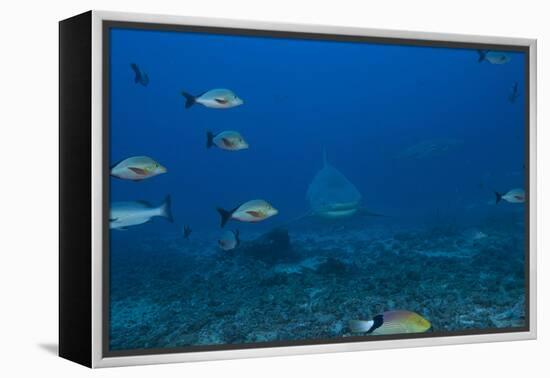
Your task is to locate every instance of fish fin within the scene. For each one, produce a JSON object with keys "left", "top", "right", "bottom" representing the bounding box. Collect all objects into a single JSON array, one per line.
[
  {"left": 206, "top": 131, "right": 215, "bottom": 149},
  {"left": 128, "top": 167, "right": 148, "bottom": 175},
  {"left": 109, "top": 218, "right": 118, "bottom": 222},
  {"left": 494, "top": 191, "right": 503, "bottom": 204},
  {"left": 349, "top": 320, "right": 374, "bottom": 333},
  {"left": 233, "top": 230, "right": 240, "bottom": 247},
  {"left": 477, "top": 49, "right": 487, "bottom": 63},
  {"left": 160, "top": 195, "right": 174, "bottom": 222},
  {"left": 214, "top": 98, "right": 228, "bottom": 104},
  {"left": 366, "top": 314, "right": 384, "bottom": 334},
  {"left": 246, "top": 210, "right": 262, "bottom": 217},
  {"left": 217, "top": 206, "right": 238, "bottom": 228},
  {"left": 181, "top": 91, "right": 196, "bottom": 109}
]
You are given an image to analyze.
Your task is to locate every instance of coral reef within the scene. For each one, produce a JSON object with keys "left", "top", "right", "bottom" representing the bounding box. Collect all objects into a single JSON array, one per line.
[{"left": 109, "top": 221, "right": 526, "bottom": 351}]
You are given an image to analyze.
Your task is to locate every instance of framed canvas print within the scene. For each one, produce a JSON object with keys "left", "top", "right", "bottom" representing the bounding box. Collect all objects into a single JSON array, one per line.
[{"left": 59, "top": 10, "right": 537, "bottom": 368}]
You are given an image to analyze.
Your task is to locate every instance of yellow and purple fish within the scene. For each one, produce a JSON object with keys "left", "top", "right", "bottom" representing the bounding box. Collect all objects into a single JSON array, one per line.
[
  {"left": 349, "top": 310, "right": 431, "bottom": 335},
  {"left": 110, "top": 156, "right": 166, "bottom": 181},
  {"left": 217, "top": 200, "right": 278, "bottom": 228}
]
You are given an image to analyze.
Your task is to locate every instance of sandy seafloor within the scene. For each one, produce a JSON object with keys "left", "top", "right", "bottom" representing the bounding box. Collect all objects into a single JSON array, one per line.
[{"left": 109, "top": 216, "right": 526, "bottom": 351}]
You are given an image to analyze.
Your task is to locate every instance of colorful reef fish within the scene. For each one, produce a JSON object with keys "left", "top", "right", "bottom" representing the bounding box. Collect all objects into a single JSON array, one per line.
[
  {"left": 349, "top": 310, "right": 431, "bottom": 335},
  {"left": 181, "top": 88, "right": 243, "bottom": 109},
  {"left": 217, "top": 200, "right": 278, "bottom": 228},
  {"left": 111, "top": 156, "right": 167, "bottom": 181}
]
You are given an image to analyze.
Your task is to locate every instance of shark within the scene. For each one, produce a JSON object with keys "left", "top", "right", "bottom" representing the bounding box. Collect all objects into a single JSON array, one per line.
[{"left": 306, "top": 151, "right": 381, "bottom": 219}]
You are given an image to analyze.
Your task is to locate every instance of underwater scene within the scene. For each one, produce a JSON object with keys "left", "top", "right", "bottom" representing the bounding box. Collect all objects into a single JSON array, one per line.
[{"left": 108, "top": 26, "right": 527, "bottom": 353}]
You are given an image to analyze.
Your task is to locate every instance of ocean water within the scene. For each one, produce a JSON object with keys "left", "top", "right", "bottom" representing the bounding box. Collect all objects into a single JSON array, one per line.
[{"left": 108, "top": 27, "right": 527, "bottom": 352}]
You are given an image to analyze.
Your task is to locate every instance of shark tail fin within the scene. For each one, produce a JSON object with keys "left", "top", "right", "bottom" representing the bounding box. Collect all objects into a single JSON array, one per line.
[{"left": 495, "top": 191, "right": 503, "bottom": 204}]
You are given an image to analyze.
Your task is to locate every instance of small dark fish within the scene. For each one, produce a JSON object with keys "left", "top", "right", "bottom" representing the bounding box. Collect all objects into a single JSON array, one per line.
[
  {"left": 130, "top": 63, "right": 149, "bottom": 86},
  {"left": 183, "top": 225, "right": 192, "bottom": 239},
  {"left": 508, "top": 82, "right": 519, "bottom": 103},
  {"left": 477, "top": 50, "right": 511, "bottom": 65}
]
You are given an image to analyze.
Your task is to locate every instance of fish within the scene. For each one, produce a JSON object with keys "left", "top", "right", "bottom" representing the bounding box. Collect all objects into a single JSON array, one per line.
[
  {"left": 495, "top": 188, "right": 525, "bottom": 204},
  {"left": 508, "top": 82, "right": 519, "bottom": 103},
  {"left": 110, "top": 195, "right": 173, "bottom": 230},
  {"left": 130, "top": 63, "right": 149, "bottom": 86},
  {"left": 181, "top": 88, "right": 243, "bottom": 109},
  {"left": 477, "top": 50, "right": 511, "bottom": 65},
  {"left": 216, "top": 200, "right": 278, "bottom": 228},
  {"left": 110, "top": 156, "right": 167, "bottom": 181},
  {"left": 306, "top": 150, "right": 362, "bottom": 219},
  {"left": 349, "top": 310, "right": 431, "bottom": 335},
  {"left": 218, "top": 230, "right": 240, "bottom": 251},
  {"left": 183, "top": 225, "right": 192, "bottom": 239},
  {"left": 206, "top": 130, "right": 249, "bottom": 151}
]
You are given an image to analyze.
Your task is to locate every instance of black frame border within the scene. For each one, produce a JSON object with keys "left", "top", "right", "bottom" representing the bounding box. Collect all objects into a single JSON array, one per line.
[{"left": 102, "top": 20, "right": 531, "bottom": 358}]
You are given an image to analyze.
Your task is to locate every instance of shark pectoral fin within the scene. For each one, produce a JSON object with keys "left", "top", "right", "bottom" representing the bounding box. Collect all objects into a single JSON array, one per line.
[{"left": 128, "top": 167, "right": 148, "bottom": 175}]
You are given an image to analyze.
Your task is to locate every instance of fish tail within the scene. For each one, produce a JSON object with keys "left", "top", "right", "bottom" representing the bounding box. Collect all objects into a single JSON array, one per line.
[
  {"left": 181, "top": 91, "right": 196, "bottom": 108},
  {"left": 494, "top": 191, "right": 503, "bottom": 204},
  {"left": 206, "top": 131, "right": 215, "bottom": 149},
  {"left": 217, "top": 207, "right": 234, "bottom": 228},
  {"left": 348, "top": 319, "right": 374, "bottom": 333},
  {"left": 477, "top": 49, "right": 487, "bottom": 63},
  {"left": 160, "top": 195, "right": 174, "bottom": 222}
]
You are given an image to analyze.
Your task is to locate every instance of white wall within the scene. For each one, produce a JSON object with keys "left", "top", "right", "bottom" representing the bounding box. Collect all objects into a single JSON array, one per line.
[{"left": 0, "top": 0, "right": 546, "bottom": 376}]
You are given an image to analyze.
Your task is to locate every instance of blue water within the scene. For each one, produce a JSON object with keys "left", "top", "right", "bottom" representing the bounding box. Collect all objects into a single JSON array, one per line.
[{"left": 108, "top": 27, "right": 526, "bottom": 352}]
